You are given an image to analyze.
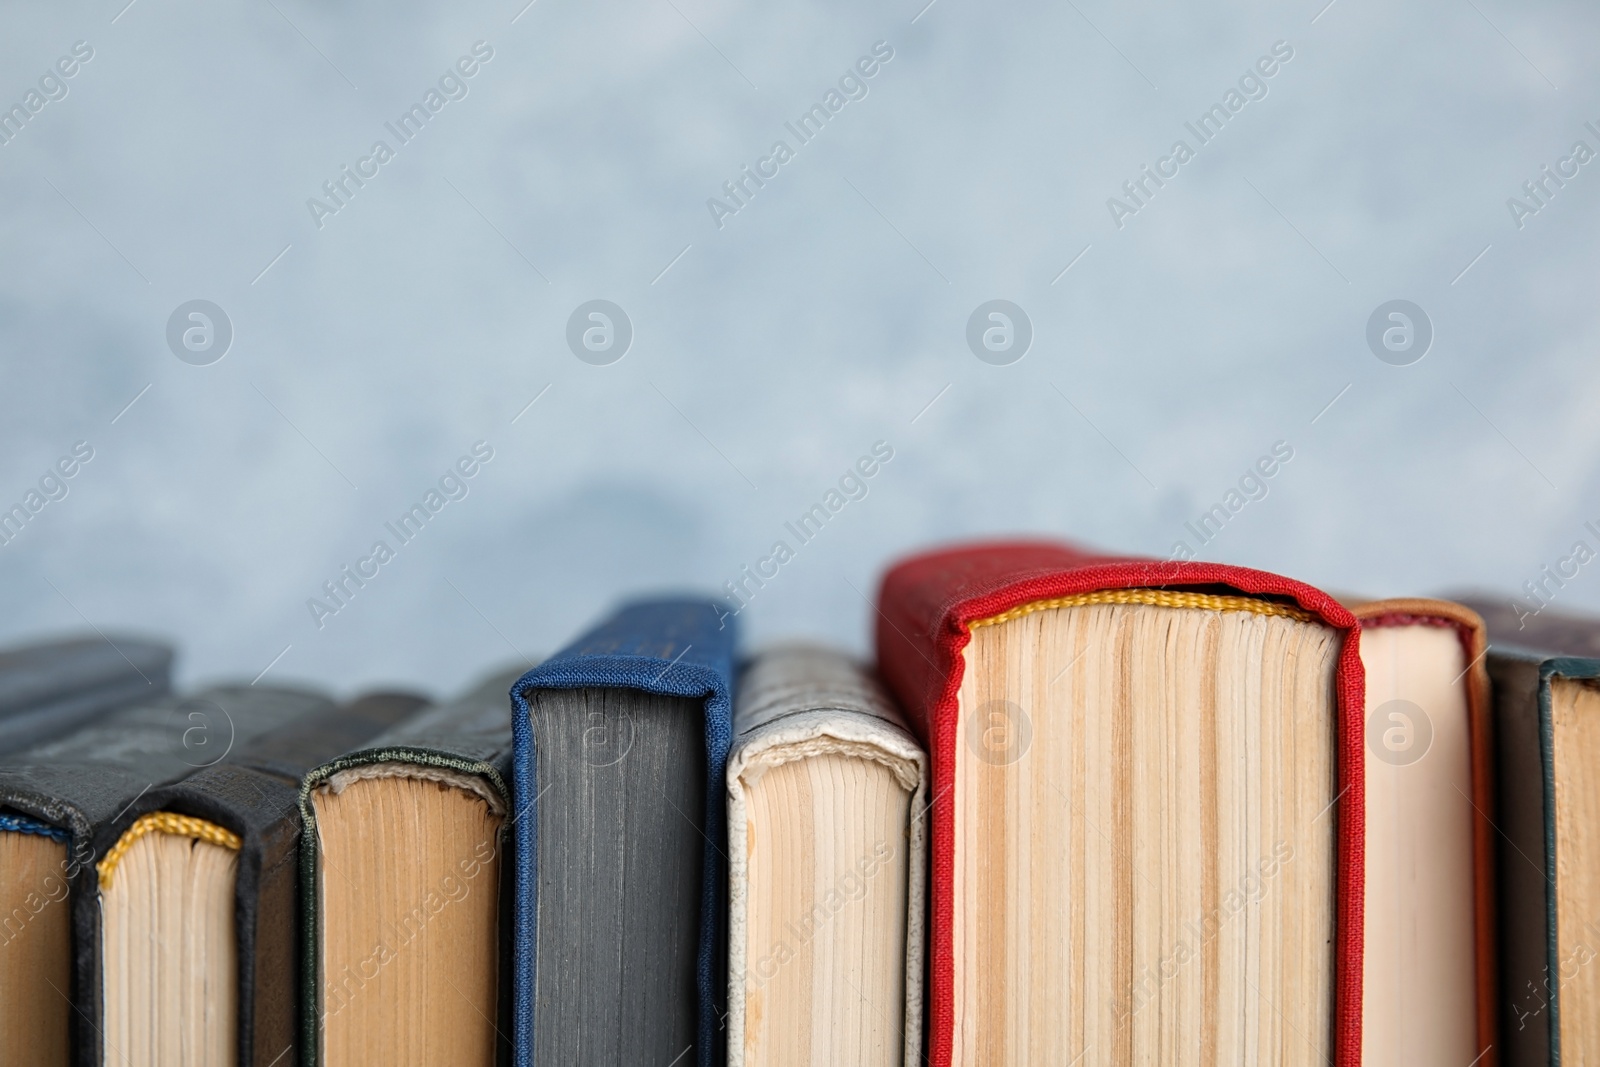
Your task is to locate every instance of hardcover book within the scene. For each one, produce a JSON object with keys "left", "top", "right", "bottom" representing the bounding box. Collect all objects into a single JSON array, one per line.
[
  {"left": 0, "top": 684, "right": 332, "bottom": 1067},
  {"left": 0, "top": 635, "right": 172, "bottom": 752},
  {"left": 88, "top": 689, "right": 425, "bottom": 1067},
  {"left": 726, "top": 645, "right": 927, "bottom": 1067},
  {"left": 509, "top": 599, "right": 736, "bottom": 1067},
  {"left": 874, "top": 541, "right": 1364, "bottom": 1067},
  {"left": 1345, "top": 598, "right": 1496, "bottom": 1067},
  {"left": 1454, "top": 597, "right": 1600, "bottom": 1067},
  {"left": 299, "top": 668, "right": 522, "bottom": 1067}
]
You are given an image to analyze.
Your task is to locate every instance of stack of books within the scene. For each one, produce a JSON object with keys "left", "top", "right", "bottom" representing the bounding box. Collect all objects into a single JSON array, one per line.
[{"left": 0, "top": 539, "right": 1594, "bottom": 1066}]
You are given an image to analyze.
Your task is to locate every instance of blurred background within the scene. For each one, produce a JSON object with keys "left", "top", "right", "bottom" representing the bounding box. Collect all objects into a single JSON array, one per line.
[{"left": 0, "top": 0, "right": 1595, "bottom": 697}]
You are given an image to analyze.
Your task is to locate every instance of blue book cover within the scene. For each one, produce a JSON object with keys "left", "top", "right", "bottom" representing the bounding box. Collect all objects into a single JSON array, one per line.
[{"left": 509, "top": 598, "right": 736, "bottom": 1067}]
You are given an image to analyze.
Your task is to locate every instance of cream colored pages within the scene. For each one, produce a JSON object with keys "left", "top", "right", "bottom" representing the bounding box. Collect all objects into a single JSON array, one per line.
[
  {"left": 726, "top": 645, "right": 928, "bottom": 1067},
  {"left": 100, "top": 823, "right": 239, "bottom": 1067},
  {"left": 1360, "top": 623, "right": 1477, "bottom": 1067},
  {"left": 952, "top": 600, "right": 1339, "bottom": 1067}
]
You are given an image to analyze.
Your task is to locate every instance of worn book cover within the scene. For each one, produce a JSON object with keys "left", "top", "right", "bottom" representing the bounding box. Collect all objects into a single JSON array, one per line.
[
  {"left": 0, "top": 684, "right": 332, "bottom": 1067},
  {"left": 86, "top": 690, "right": 424, "bottom": 1067},
  {"left": 726, "top": 644, "right": 927, "bottom": 1067}
]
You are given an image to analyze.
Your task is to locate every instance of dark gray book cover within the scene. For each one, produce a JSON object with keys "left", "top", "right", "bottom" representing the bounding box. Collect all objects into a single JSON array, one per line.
[
  {"left": 0, "top": 635, "right": 172, "bottom": 754},
  {"left": 0, "top": 683, "right": 333, "bottom": 1066},
  {"left": 82, "top": 690, "right": 426, "bottom": 1067}
]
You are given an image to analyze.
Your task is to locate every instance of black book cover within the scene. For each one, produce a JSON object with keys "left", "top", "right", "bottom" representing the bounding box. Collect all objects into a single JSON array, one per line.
[
  {"left": 84, "top": 689, "right": 427, "bottom": 1067},
  {"left": 0, "top": 683, "right": 334, "bottom": 1066},
  {"left": 0, "top": 635, "right": 172, "bottom": 754},
  {"left": 1457, "top": 597, "right": 1600, "bottom": 1067}
]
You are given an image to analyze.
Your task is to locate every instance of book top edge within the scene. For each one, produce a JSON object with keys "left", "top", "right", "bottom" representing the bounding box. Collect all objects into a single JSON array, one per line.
[
  {"left": 733, "top": 644, "right": 912, "bottom": 740},
  {"left": 511, "top": 598, "right": 736, "bottom": 706}
]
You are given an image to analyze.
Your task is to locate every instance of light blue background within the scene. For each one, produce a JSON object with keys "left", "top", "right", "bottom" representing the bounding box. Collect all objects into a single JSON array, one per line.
[{"left": 1, "top": 0, "right": 1595, "bottom": 698}]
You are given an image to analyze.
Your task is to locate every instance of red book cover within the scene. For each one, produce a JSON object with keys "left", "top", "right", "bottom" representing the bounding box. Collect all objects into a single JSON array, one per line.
[{"left": 873, "top": 540, "right": 1365, "bottom": 1067}]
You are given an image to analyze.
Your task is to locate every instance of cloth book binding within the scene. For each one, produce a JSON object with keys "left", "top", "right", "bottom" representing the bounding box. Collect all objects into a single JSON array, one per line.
[
  {"left": 873, "top": 540, "right": 1366, "bottom": 1067},
  {"left": 509, "top": 598, "right": 736, "bottom": 1067},
  {"left": 725, "top": 644, "right": 928, "bottom": 1067},
  {"left": 0, "top": 683, "right": 333, "bottom": 1065},
  {"left": 88, "top": 690, "right": 425, "bottom": 1067}
]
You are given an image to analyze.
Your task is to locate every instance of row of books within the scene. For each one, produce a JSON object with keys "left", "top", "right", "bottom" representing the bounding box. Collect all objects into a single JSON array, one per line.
[{"left": 0, "top": 539, "right": 1594, "bottom": 1066}]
